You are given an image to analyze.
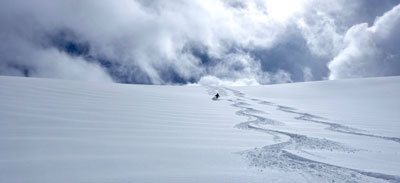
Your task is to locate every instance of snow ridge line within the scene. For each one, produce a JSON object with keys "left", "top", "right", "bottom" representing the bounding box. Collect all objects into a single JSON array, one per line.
[{"left": 214, "top": 87, "right": 400, "bottom": 183}]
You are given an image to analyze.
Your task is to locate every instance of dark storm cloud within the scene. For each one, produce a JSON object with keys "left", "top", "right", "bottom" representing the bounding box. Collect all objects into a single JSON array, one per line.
[
  {"left": 250, "top": 26, "right": 329, "bottom": 82},
  {"left": 0, "top": 0, "right": 399, "bottom": 85}
]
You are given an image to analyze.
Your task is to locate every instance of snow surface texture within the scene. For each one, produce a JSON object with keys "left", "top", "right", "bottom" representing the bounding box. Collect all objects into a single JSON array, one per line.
[{"left": 1, "top": 76, "right": 400, "bottom": 183}]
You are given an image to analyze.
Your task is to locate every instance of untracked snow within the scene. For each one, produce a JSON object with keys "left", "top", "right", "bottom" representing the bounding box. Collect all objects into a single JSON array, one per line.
[{"left": 0, "top": 76, "right": 399, "bottom": 183}]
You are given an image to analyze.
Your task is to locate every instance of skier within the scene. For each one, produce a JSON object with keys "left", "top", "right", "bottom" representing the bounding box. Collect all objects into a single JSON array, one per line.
[{"left": 215, "top": 93, "right": 220, "bottom": 99}]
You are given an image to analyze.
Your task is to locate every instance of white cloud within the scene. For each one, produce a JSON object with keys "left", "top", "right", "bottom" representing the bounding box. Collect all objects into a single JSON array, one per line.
[
  {"left": 303, "top": 67, "right": 313, "bottom": 81},
  {"left": 198, "top": 75, "right": 260, "bottom": 86},
  {"left": 296, "top": 11, "right": 344, "bottom": 57},
  {"left": 271, "top": 70, "right": 293, "bottom": 83},
  {"left": 328, "top": 4, "right": 400, "bottom": 80},
  {"left": 0, "top": 0, "right": 399, "bottom": 85},
  {"left": 0, "top": 33, "right": 113, "bottom": 82},
  {"left": 0, "top": 0, "right": 288, "bottom": 84},
  {"left": 265, "top": 0, "right": 309, "bottom": 23}
]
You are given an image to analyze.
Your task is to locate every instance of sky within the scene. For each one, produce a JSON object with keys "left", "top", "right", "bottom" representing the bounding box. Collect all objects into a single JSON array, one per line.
[{"left": 0, "top": 0, "right": 399, "bottom": 85}]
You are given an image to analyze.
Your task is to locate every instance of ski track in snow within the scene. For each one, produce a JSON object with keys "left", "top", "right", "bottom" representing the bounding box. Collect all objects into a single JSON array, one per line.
[
  {"left": 206, "top": 86, "right": 400, "bottom": 183},
  {"left": 274, "top": 104, "right": 400, "bottom": 144}
]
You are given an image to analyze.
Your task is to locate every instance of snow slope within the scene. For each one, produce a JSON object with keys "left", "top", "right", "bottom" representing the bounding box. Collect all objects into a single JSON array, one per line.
[{"left": 0, "top": 76, "right": 399, "bottom": 183}]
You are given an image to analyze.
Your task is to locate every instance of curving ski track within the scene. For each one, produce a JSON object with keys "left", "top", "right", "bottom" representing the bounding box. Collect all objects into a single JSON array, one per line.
[
  {"left": 273, "top": 101, "right": 400, "bottom": 144},
  {"left": 206, "top": 86, "right": 400, "bottom": 183}
]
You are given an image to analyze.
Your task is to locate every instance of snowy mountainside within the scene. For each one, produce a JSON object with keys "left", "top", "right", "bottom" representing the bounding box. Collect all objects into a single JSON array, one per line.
[{"left": 0, "top": 76, "right": 399, "bottom": 183}]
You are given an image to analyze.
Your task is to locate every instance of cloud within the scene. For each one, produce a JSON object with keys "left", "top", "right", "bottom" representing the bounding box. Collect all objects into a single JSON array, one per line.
[
  {"left": 0, "top": 0, "right": 283, "bottom": 84},
  {"left": 0, "top": 0, "right": 399, "bottom": 85},
  {"left": 0, "top": 32, "right": 113, "bottom": 82},
  {"left": 198, "top": 75, "right": 260, "bottom": 86},
  {"left": 303, "top": 67, "right": 313, "bottom": 82},
  {"left": 328, "top": 4, "right": 400, "bottom": 79}
]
